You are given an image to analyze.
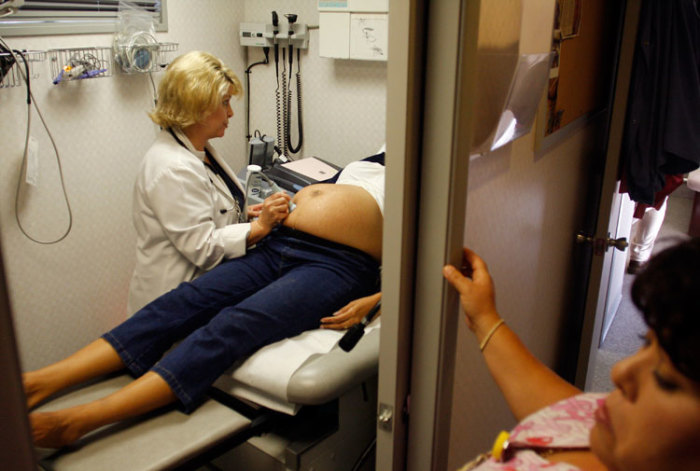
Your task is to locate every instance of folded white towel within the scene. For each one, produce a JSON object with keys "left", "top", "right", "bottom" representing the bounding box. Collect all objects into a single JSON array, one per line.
[{"left": 215, "top": 321, "right": 380, "bottom": 415}]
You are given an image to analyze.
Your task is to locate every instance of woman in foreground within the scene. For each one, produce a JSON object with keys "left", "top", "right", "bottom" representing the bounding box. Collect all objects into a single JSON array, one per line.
[{"left": 443, "top": 238, "right": 700, "bottom": 471}]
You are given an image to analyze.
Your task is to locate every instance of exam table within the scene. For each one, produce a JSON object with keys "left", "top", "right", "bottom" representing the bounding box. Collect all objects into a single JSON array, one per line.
[
  {"left": 36, "top": 326, "right": 380, "bottom": 471},
  {"left": 37, "top": 153, "right": 385, "bottom": 470}
]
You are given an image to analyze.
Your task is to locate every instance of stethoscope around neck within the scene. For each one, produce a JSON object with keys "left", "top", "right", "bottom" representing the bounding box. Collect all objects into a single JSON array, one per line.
[{"left": 167, "top": 128, "right": 245, "bottom": 216}]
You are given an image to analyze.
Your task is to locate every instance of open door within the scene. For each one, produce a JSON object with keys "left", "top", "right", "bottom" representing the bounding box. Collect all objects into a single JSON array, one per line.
[
  {"left": 575, "top": 0, "right": 641, "bottom": 389},
  {"left": 377, "top": 0, "right": 481, "bottom": 469},
  {"left": 379, "top": 1, "right": 563, "bottom": 468}
]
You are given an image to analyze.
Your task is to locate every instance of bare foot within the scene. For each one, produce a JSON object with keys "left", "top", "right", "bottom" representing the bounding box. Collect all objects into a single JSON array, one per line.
[
  {"left": 30, "top": 410, "right": 85, "bottom": 448},
  {"left": 23, "top": 371, "right": 60, "bottom": 410},
  {"left": 23, "top": 339, "right": 127, "bottom": 411}
]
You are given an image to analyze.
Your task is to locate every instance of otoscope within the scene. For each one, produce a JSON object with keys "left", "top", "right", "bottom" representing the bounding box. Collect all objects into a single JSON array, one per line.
[
  {"left": 285, "top": 13, "right": 297, "bottom": 79},
  {"left": 271, "top": 11, "right": 279, "bottom": 78},
  {"left": 339, "top": 301, "right": 381, "bottom": 352}
]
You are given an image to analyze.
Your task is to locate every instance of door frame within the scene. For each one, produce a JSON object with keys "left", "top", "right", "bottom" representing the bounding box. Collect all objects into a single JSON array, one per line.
[
  {"left": 377, "top": 0, "right": 481, "bottom": 469},
  {"left": 376, "top": 0, "right": 427, "bottom": 468},
  {"left": 0, "top": 243, "right": 38, "bottom": 470}
]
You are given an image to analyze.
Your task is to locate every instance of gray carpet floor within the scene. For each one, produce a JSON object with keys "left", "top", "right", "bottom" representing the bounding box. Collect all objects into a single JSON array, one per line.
[{"left": 589, "top": 188, "right": 693, "bottom": 392}]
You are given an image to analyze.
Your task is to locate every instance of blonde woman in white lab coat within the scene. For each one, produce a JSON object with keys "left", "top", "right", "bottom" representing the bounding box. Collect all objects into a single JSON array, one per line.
[{"left": 128, "top": 51, "right": 291, "bottom": 315}]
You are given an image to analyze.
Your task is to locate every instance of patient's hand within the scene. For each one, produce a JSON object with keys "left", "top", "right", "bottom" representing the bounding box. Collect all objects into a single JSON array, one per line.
[{"left": 320, "top": 292, "right": 381, "bottom": 330}]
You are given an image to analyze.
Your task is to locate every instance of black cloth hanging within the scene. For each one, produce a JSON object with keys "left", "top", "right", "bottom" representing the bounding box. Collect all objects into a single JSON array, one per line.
[{"left": 620, "top": 0, "right": 700, "bottom": 205}]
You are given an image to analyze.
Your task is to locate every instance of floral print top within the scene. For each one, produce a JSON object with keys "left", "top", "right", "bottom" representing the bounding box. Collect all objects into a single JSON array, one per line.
[{"left": 458, "top": 393, "right": 607, "bottom": 471}]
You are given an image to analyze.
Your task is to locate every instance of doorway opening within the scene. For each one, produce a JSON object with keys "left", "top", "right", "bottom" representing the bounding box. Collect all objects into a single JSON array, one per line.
[{"left": 589, "top": 184, "right": 695, "bottom": 391}]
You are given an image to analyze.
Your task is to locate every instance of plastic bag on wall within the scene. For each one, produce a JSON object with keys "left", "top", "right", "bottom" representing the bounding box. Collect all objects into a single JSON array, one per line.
[
  {"left": 471, "top": 52, "right": 553, "bottom": 158},
  {"left": 113, "top": 1, "right": 159, "bottom": 73}
]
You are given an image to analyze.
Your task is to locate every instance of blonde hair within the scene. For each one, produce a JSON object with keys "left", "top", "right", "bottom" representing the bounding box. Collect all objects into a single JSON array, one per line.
[{"left": 149, "top": 51, "right": 242, "bottom": 129}]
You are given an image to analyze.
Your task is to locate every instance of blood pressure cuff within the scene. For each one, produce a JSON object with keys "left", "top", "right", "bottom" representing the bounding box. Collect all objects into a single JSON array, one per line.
[{"left": 0, "top": 43, "right": 15, "bottom": 83}]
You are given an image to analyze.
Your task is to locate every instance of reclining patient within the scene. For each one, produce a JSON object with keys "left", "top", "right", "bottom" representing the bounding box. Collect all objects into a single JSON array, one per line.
[{"left": 25, "top": 160, "right": 384, "bottom": 448}]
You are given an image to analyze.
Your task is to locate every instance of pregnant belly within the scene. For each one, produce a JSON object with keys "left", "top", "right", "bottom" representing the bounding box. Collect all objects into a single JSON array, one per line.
[{"left": 282, "top": 184, "right": 383, "bottom": 261}]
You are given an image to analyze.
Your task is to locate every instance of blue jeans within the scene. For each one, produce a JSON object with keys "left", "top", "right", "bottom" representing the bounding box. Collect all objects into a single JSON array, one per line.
[{"left": 103, "top": 227, "right": 380, "bottom": 411}]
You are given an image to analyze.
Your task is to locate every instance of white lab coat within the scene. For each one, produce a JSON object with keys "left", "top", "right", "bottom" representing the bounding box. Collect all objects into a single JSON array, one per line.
[{"left": 127, "top": 129, "right": 250, "bottom": 316}]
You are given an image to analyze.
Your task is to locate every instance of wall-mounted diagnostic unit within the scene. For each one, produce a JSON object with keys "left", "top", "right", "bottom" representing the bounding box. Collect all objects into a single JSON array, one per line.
[{"left": 239, "top": 22, "right": 309, "bottom": 50}]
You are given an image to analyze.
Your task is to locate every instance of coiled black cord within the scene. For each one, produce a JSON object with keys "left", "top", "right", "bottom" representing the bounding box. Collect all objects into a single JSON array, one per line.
[
  {"left": 280, "top": 48, "right": 289, "bottom": 158},
  {"left": 275, "top": 85, "right": 283, "bottom": 157},
  {"left": 286, "top": 48, "right": 303, "bottom": 155}
]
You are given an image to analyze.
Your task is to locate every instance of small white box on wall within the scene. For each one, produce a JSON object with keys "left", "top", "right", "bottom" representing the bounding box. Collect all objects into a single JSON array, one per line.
[
  {"left": 318, "top": 0, "right": 388, "bottom": 12},
  {"left": 319, "top": 0, "right": 388, "bottom": 60},
  {"left": 319, "top": 12, "right": 350, "bottom": 58},
  {"left": 350, "top": 13, "right": 388, "bottom": 60}
]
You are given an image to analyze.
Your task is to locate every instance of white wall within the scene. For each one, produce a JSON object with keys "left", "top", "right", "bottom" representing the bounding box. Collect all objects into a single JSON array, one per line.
[
  {"left": 0, "top": 0, "right": 386, "bottom": 371},
  {"left": 242, "top": 0, "right": 387, "bottom": 166}
]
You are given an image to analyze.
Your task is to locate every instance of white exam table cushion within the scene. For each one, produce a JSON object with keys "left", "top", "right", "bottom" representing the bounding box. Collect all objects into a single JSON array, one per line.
[
  {"left": 214, "top": 321, "right": 380, "bottom": 415},
  {"left": 37, "top": 374, "right": 251, "bottom": 471}
]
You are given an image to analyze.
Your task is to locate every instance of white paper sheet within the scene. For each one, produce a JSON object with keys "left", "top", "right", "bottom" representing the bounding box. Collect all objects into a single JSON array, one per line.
[{"left": 280, "top": 157, "right": 339, "bottom": 181}]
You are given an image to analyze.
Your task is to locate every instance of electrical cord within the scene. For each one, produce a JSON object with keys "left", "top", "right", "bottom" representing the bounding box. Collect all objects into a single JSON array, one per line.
[
  {"left": 148, "top": 70, "right": 157, "bottom": 106},
  {"left": 286, "top": 48, "right": 303, "bottom": 154},
  {"left": 275, "top": 84, "right": 284, "bottom": 157},
  {"left": 69, "top": 52, "right": 101, "bottom": 72},
  {"left": 271, "top": 10, "right": 304, "bottom": 159},
  {"left": 114, "top": 31, "right": 158, "bottom": 74},
  {"left": 248, "top": 129, "right": 262, "bottom": 166},
  {"left": 9, "top": 49, "right": 27, "bottom": 103},
  {"left": 244, "top": 47, "right": 269, "bottom": 140},
  {"left": 274, "top": 45, "right": 284, "bottom": 159},
  {"left": 53, "top": 51, "right": 108, "bottom": 84},
  {"left": 280, "top": 48, "right": 289, "bottom": 158},
  {"left": 0, "top": 36, "right": 74, "bottom": 245}
]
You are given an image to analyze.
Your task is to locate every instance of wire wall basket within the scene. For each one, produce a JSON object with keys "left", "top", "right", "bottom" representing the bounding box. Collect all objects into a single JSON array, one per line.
[
  {"left": 0, "top": 50, "right": 47, "bottom": 89},
  {"left": 2, "top": 42, "right": 178, "bottom": 87},
  {"left": 113, "top": 41, "right": 179, "bottom": 74},
  {"left": 155, "top": 42, "right": 178, "bottom": 70},
  {"left": 48, "top": 47, "right": 113, "bottom": 85}
]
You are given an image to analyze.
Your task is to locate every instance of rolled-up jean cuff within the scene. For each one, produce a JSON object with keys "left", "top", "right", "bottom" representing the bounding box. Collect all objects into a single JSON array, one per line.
[
  {"left": 103, "top": 332, "right": 197, "bottom": 413},
  {"left": 101, "top": 332, "right": 149, "bottom": 378},
  {"left": 151, "top": 364, "right": 196, "bottom": 412}
]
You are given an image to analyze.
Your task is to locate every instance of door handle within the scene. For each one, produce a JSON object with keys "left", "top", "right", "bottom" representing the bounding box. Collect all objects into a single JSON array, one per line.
[{"left": 576, "top": 232, "right": 628, "bottom": 256}]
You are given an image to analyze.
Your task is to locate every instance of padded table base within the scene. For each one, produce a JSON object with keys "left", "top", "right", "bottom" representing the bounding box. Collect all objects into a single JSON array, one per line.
[{"left": 36, "top": 374, "right": 253, "bottom": 471}]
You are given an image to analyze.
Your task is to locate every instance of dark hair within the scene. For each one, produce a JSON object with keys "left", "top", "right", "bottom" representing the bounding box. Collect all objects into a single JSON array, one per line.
[{"left": 631, "top": 237, "right": 700, "bottom": 382}]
